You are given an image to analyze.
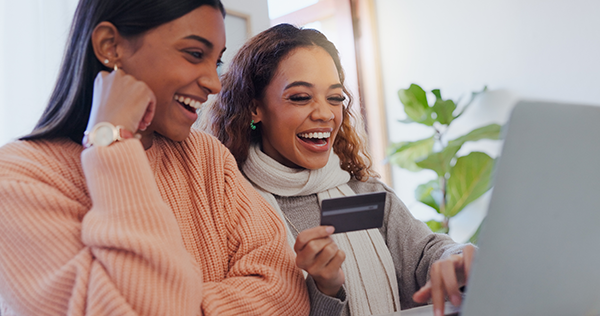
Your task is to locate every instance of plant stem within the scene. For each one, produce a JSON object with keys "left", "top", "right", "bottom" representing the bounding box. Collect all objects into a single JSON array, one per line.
[
  {"left": 440, "top": 175, "right": 449, "bottom": 233},
  {"left": 442, "top": 217, "right": 450, "bottom": 233}
]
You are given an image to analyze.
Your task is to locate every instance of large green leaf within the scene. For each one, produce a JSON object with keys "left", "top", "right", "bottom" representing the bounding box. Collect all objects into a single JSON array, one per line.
[
  {"left": 426, "top": 220, "right": 447, "bottom": 233},
  {"left": 415, "top": 179, "right": 443, "bottom": 213},
  {"left": 398, "top": 84, "right": 435, "bottom": 126},
  {"left": 418, "top": 124, "right": 501, "bottom": 177},
  {"left": 448, "top": 123, "right": 502, "bottom": 147},
  {"left": 444, "top": 152, "right": 494, "bottom": 217},
  {"left": 388, "top": 136, "right": 435, "bottom": 172},
  {"left": 416, "top": 143, "right": 461, "bottom": 177},
  {"left": 432, "top": 99, "right": 457, "bottom": 125}
]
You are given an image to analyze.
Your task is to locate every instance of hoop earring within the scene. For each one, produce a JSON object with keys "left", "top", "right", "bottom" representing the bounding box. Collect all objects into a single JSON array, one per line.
[{"left": 250, "top": 120, "right": 257, "bottom": 130}]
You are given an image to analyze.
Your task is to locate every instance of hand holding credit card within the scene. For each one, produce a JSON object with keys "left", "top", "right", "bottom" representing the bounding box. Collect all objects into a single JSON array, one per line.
[{"left": 320, "top": 192, "right": 386, "bottom": 234}]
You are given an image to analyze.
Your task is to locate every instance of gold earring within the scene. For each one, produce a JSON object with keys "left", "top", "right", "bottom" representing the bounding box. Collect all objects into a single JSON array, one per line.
[{"left": 113, "top": 63, "right": 118, "bottom": 71}]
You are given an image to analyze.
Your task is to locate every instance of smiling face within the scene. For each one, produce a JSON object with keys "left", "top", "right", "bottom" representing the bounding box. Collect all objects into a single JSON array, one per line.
[
  {"left": 120, "top": 5, "right": 225, "bottom": 142},
  {"left": 253, "top": 46, "right": 345, "bottom": 170}
]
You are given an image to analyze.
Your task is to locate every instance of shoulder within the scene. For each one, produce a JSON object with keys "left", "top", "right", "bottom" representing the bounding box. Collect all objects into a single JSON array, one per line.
[
  {"left": 159, "top": 128, "right": 236, "bottom": 166},
  {"left": 347, "top": 177, "right": 397, "bottom": 195},
  {"left": 0, "top": 139, "right": 83, "bottom": 174},
  {"left": 0, "top": 139, "right": 86, "bottom": 200}
]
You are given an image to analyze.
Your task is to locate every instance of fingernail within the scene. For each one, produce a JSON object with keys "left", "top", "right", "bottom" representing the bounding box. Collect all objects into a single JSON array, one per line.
[
  {"left": 451, "top": 294, "right": 461, "bottom": 306},
  {"left": 325, "top": 226, "right": 335, "bottom": 234},
  {"left": 434, "top": 309, "right": 443, "bottom": 316}
]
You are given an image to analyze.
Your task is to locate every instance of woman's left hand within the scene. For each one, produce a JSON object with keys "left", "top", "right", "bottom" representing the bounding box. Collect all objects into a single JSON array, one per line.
[{"left": 412, "top": 244, "right": 476, "bottom": 316}]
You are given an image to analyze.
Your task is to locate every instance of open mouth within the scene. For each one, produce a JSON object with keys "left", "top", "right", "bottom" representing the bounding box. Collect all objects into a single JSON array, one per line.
[
  {"left": 297, "top": 131, "right": 331, "bottom": 146},
  {"left": 174, "top": 94, "right": 202, "bottom": 114}
]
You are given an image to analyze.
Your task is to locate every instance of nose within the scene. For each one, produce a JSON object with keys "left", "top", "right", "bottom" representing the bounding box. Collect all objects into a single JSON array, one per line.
[
  {"left": 310, "top": 99, "right": 335, "bottom": 122},
  {"left": 198, "top": 65, "right": 222, "bottom": 95}
]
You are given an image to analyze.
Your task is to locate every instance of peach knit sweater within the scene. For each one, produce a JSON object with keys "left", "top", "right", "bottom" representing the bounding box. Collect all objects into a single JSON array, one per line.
[{"left": 0, "top": 130, "right": 309, "bottom": 316}]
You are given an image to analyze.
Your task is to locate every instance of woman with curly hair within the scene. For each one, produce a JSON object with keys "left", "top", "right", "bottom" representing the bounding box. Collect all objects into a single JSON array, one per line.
[{"left": 205, "top": 23, "right": 474, "bottom": 316}]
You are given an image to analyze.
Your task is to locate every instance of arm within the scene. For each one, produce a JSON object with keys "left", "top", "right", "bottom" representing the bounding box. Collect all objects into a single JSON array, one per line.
[
  {"left": 306, "top": 276, "right": 348, "bottom": 316},
  {"left": 372, "top": 180, "right": 465, "bottom": 309},
  {"left": 198, "top": 154, "right": 309, "bottom": 315},
  {"left": 0, "top": 140, "right": 203, "bottom": 315}
]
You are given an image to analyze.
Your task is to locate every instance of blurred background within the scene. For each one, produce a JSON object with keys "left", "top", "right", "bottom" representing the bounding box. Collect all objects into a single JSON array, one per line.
[{"left": 2, "top": 0, "right": 599, "bottom": 242}]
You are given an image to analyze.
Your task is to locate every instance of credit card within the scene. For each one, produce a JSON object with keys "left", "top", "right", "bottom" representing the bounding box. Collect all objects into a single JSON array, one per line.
[{"left": 320, "top": 192, "right": 386, "bottom": 234}]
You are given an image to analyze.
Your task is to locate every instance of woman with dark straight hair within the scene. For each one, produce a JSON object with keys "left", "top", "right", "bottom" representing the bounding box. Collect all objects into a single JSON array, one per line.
[
  {"left": 206, "top": 24, "right": 474, "bottom": 316},
  {"left": 0, "top": 1, "right": 309, "bottom": 315}
]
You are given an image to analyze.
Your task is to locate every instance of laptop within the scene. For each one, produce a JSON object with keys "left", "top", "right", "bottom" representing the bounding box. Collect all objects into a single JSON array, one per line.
[{"left": 381, "top": 100, "right": 600, "bottom": 316}]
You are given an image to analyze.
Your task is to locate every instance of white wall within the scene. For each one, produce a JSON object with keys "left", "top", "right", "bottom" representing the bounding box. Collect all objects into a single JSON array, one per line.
[
  {"left": 0, "top": 0, "right": 79, "bottom": 146},
  {"left": 221, "top": 0, "right": 270, "bottom": 70},
  {"left": 222, "top": 0, "right": 270, "bottom": 36},
  {"left": 375, "top": 0, "right": 600, "bottom": 242}
]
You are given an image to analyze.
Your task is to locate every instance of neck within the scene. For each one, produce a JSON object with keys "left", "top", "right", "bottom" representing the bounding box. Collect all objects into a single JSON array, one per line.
[{"left": 139, "top": 130, "right": 155, "bottom": 150}]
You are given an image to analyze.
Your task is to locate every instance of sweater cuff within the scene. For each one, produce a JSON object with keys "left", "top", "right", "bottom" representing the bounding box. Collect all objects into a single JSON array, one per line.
[
  {"left": 306, "top": 275, "right": 347, "bottom": 316},
  {"left": 81, "top": 138, "right": 163, "bottom": 211}
]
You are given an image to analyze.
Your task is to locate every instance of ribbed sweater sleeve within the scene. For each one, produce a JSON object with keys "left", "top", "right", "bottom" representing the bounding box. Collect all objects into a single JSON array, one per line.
[
  {"left": 0, "top": 139, "right": 202, "bottom": 316},
  {"left": 197, "top": 139, "right": 309, "bottom": 315}
]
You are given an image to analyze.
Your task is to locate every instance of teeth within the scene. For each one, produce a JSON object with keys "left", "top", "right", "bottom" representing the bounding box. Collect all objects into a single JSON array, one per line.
[
  {"left": 174, "top": 94, "right": 203, "bottom": 109},
  {"left": 190, "top": 100, "right": 201, "bottom": 109},
  {"left": 298, "top": 132, "right": 331, "bottom": 139}
]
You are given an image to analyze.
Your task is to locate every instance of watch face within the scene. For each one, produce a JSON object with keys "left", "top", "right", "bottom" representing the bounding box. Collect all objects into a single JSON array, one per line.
[{"left": 95, "top": 125, "right": 115, "bottom": 146}]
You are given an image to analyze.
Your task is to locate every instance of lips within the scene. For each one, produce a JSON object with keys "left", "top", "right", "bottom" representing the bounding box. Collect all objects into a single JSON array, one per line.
[{"left": 297, "top": 131, "right": 331, "bottom": 147}]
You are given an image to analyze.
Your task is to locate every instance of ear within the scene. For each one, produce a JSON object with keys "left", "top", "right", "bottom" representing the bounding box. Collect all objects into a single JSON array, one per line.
[
  {"left": 251, "top": 99, "right": 263, "bottom": 123},
  {"left": 91, "top": 21, "right": 124, "bottom": 69}
]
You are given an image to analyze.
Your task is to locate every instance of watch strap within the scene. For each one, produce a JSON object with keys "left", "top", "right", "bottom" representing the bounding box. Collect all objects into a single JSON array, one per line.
[{"left": 83, "top": 122, "right": 134, "bottom": 148}]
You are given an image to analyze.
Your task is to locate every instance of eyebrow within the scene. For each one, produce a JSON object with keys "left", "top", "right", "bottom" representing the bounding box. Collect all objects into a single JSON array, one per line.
[
  {"left": 183, "top": 35, "right": 227, "bottom": 55},
  {"left": 184, "top": 35, "right": 214, "bottom": 49},
  {"left": 284, "top": 81, "right": 343, "bottom": 90}
]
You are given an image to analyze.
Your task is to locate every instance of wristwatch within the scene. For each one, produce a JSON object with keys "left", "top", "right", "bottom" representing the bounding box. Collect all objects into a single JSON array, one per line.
[{"left": 83, "top": 122, "right": 134, "bottom": 148}]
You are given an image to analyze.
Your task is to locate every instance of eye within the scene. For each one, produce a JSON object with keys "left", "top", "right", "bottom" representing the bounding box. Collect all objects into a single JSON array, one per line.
[
  {"left": 328, "top": 95, "right": 346, "bottom": 105},
  {"left": 216, "top": 59, "right": 223, "bottom": 68},
  {"left": 186, "top": 51, "right": 204, "bottom": 60},
  {"left": 288, "top": 94, "right": 312, "bottom": 104}
]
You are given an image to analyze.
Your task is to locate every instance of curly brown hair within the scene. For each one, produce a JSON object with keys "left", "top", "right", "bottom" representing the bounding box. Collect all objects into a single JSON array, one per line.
[{"left": 205, "top": 23, "right": 377, "bottom": 181}]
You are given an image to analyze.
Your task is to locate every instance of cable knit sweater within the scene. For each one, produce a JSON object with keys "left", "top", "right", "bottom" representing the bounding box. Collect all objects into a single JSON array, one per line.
[{"left": 0, "top": 130, "right": 309, "bottom": 316}]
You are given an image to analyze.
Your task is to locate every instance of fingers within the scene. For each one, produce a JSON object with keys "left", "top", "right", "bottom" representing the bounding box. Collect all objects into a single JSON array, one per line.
[
  {"left": 294, "top": 226, "right": 334, "bottom": 253},
  {"left": 463, "top": 244, "right": 476, "bottom": 282},
  {"left": 440, "top": 256, "right": 462, "bottom": 306},
  {"left": 430, "top": 261, "right": 446, "bottom": 316},
  {"left": 415, "top": 250, "right": 473, "bottom": 316},
  {"left": 294, "top": 226, "right": 345, "bottom": 296},
  {"left": 412, "top": 280, "right": 432, "bottom": 303},
  {"left": 137, "top": 93, "right": 156, "bottom": 131}
]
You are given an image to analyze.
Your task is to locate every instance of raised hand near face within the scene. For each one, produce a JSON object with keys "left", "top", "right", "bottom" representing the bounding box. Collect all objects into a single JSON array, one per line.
[
  {"left": 413, "top": 244, "right": 476, "bottom": 316},
  {"left": 294, "top": 226, "right": 346, "bottom": 297},
  {"left": 86, "top": 69, "right": 156, "bottom": 136}
]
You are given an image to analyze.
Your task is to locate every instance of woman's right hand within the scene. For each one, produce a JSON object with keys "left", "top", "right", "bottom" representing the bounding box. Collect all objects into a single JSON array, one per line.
[
  {"left": 294, "top": 226, "right": 346, "bottom": 297},
  {"left": 86, "top": 69, "right": 156, "bottom": 134}
]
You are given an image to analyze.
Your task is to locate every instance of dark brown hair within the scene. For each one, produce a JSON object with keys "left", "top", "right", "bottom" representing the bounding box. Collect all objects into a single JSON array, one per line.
[
  {"left": 205, "top": 23, "right": 377, "bottom": 181},
  {"left": 21, "top": 0, "right": 224, "bottom": 143}
]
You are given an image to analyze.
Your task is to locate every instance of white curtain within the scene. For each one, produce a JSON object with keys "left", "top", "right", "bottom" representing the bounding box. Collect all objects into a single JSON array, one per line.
[{"left": 0, "top": 0, "right": 78, "bottom": 146}]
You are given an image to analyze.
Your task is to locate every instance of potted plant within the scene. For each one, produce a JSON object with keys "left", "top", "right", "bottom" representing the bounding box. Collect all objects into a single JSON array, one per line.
[{"left": 387, "top": 84, "right": 501, "bottom": 242}]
